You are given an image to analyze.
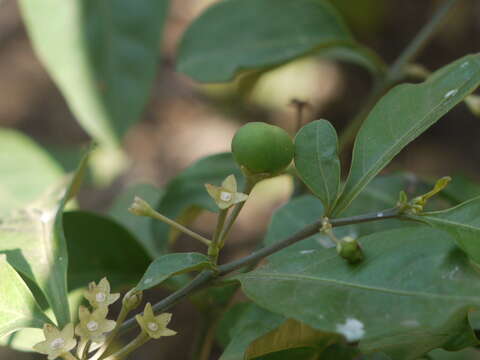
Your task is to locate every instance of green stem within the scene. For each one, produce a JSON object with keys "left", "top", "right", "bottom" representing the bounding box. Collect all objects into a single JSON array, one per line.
[
  {"left": 338, "top": 0, "right": 459, "bottom": 150},
  {"left": 218, "top": 179, "right": 256, "bottom": 245},
  {"left": 103, "top": 332, "right": 150, "bottom": 360},
  {"left": 150, "top": 210, "right": 212, "bottom": 246},
  {"left": 95, "top": 305, "right": 130, "bottom": 360},
  {"left": 118, "top": 207, "right": 403, "bottom": 336},
  {"left": 209, "top": 209, "right": 229, "bottom": 263},
  {"left": 61, "top": 353, "right": 79, "bottom": 360}
]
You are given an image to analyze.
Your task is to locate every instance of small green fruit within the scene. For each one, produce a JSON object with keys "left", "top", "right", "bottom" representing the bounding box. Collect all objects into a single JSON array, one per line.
[{"left": 231, "top": 122, "right": 294, "bottom": 174}]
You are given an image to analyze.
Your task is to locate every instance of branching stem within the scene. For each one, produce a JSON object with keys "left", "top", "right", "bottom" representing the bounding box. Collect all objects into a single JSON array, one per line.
[
  {"left": 118, "top": 207, "right": 402, "bottom": 335},
  {"left": 339, "top": 0, "right": 459, "bottom": 150}
]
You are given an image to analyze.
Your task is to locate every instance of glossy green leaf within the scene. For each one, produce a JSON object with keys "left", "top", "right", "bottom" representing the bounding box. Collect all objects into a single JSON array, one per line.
[
  {"left": 246, "top": 319, "right": 341, "bottom": 359},
  {"left": 109, "top": 183, "right": 164, "bottom": 258},
  {"left": 0, "top": 150, "right": 90, "bottom": 327},
  {"left": 152, "top": 153, "right": 242, "bottom": 254},
  {"left": 237, "top": 227, "right": 480, "bottom": 359},
  {"left": 410, "top": 196, "right": 480, "bottom": 264},
  {"left": 64, "top": 211, "right": 150, "bottom": 290},
  {"left": 0, "top": 128, "right": 63, "bottom": 217},
  {"left": 220, "top": 304, "right": 284, "bottom": 360},
  {"left": 334, "top": 54, "right": 480, "bottom": 216},
  {"left": 18, "top": 0, "right": 169, "bottom": 146},
  {"left": 294, "top": 120, "right": 341, "bottom": 214},
  {"left": 178, "top": 0, "right": 374, "bottom": 83},
  {"left": 0, "top": 255, "right": 51, "bottom": 338},
  {"left": 136, "top": 252, "right": 212, "bottom": 291}
]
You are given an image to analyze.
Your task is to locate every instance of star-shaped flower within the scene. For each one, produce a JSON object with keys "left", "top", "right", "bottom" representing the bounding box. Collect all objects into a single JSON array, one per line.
[
  {"left": 135, "top": 303, "right": 177, "bottom": 339},
  {"left": 84, "top": 277, "right": 120, "bottom": 309},
  {"left": 205, "top": 175, "right": 248, "bottom": 210},
  {"left": 33, "top": 323, "right": 77, "bottom": 360},
  {"left": 75, "top": 305, "right": 116, "bottom": 343}
]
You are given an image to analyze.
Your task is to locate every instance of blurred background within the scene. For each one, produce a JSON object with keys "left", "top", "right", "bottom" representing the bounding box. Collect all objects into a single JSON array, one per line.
[{"left": 0, "top": 0, "right": 479, "bottom": 358}]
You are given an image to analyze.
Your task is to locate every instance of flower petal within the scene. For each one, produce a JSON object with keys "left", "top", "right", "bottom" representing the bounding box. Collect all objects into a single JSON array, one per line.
[{"left": 221, "top": 175, "right": 237, "bottom": 192}]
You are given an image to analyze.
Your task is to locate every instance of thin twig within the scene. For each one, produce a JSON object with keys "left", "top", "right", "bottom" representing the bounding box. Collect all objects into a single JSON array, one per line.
[
  {"left": 338, "top": 0, "right": 460, "bottom": 150},
  {"left": 118, "top": 207, "right": 402, "bottom": 335}
]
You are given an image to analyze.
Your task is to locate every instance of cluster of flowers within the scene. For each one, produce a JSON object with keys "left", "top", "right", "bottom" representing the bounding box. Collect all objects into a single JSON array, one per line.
[{"left": 33, "top": 278, "right": 176, "bottom": 360}]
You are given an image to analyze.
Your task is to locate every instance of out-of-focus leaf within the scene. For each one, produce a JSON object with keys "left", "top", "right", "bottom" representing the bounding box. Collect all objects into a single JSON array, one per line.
[
  {"left": 294, "top": 120, "right": 341, "bottom": 214},
  {"left": 334, "top": 54, "right": 480, "bottom": 216},
  {"left": 0, "top": 128, "right": 63, "bottom": 217},
  {"left": 18, "top": 0, "right": 170, "bottom": 146},
  {"left": 0, "top": 150, "right": 91, "bottom": 327},
  {"left": 64, "top": 211, "right": 151, "bottom": 290},
  {"left": 178, "top": 0, "right": 381, "bottom": 83},
  {"left": 237, "top": 227, "right": 480, "bottom": 359},
  {"left": 152, "top": 153, "right": 242, "bottom": 254},
  {"left": 136, "top": 252, "right": 212, "bottom": 291},
  {"left": 0, "top": 255, "right": 51, "bottom": 338},
  {"left": 0, "top": 288, "right": 84, "bottom": 352},
  {"left": 109, "top": 183, "right": 163, "bottom": 258}
]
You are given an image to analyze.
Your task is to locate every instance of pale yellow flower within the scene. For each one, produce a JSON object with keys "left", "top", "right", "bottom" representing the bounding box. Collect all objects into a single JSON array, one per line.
[
  {"left": 135, "top": 303, "right": 177, "bottom": 339},
  {"left": 75, "top": 305, "right": 116, "bottom": 343},
  {"left": 205, "top": 175, "right": 248, "bottom": 210},
  {"left": 33, "top": 323, "right": 76, "bottom": 360},
  {"left": 84, "top": 277, "right": 120, "bottom": 309}
]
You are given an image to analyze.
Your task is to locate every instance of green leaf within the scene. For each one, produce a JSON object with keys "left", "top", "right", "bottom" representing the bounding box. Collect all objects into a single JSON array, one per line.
[
  {"left": 18, "top": 0, "right": 169, "bottom": 146},
  {"left": 152, "top": 153, "right": 242, "bottom": 254},
  {"left": 0, "top": 128, "right": 63, "bottom": 217},
  {"left": 440, "top": 175, "right": 480, "bottom": 205},
  {"left": 64, "top": 211, "right": 151, "bottom": 290},
  {"left": 409, "top": 196, "right": 480, "bottom": 264},
  {"left": 263, "top": 174, "right": 427, "bottom": 266},
  {"left": 246, "top": 319, "right": 342, "bottom": 359},
  {"left": 236, "top": 227, "right": 480, "bottom": 359},
  {"left": 0, "top": 150, "right": 90, "bottom": 327},
  {"left": 216, "top": 302, "right": 251, "bottom": 349},
  {"left": 178, "top": 0, "right": 372, "bottom": 83},
  {"left": 428, "top": 348, "right": 480, "bottom": 360},
  {"left": 334, "top": 54, "right": 480, "bottom": 216},
  {"left": 136, "top": 252, "right": 212, "bottom": 291},
  {"left": 294, "top": 120, "right": 341, "bottom": 213},
  {"left": 219, "top": 303, "right": 284, "bottom": 360},
  {"left": 0, "top": 255, "right": 51, "bottom": 338},
  {"left": 109, "top": 183, "right": 164, "bottom": 258}
]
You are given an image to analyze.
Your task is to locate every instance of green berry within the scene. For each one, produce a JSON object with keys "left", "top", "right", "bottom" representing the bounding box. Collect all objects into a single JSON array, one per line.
[{"left": 231, "top": 122, "right": 294, "bottom": 174}]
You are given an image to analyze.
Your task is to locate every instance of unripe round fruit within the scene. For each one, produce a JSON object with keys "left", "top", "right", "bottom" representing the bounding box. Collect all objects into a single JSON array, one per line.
[{"left": 231, "top": 122, "right": 294, "bottom": 174}]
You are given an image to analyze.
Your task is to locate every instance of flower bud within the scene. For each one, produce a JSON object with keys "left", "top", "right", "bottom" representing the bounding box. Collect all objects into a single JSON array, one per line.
[
  {"left": 123, "top": 289, "right": 143, "bottom": 311},
  {"left": 129, "top": 196, "right": 155, "bottom": 217},
  {"left": 336, "top": 236, "right": 364, "bottom": 264}
]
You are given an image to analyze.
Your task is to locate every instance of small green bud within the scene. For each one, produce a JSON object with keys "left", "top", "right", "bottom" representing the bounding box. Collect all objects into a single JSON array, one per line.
[
  {"left": 205, "top": 174, "right": 248, "bottom": 210},
  {"left": 123, "top": 289, "right": 143, "bottom": 311},
  {"left": 336, "top": 236, "right": 364, "bottom": 264},
  {"left": 129, "top": 196, "right": 155, "bottom": 217}
]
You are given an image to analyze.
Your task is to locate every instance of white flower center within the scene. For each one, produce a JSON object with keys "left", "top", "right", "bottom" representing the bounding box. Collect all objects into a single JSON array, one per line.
[
  {"left": 50, "top": 337, "right": 65, "bottom": 350},
  {"left": 95, "top": 292, "right": 106, "bottom": 303},
  {"left": 87, "top": 321, "right": 99, "bottom": 332},
  {"left": 147, "top": 322, "right": 159, "bottom": 331},
  {"left": 220, "top": 191, "right": 232, "bottom": 202}
]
